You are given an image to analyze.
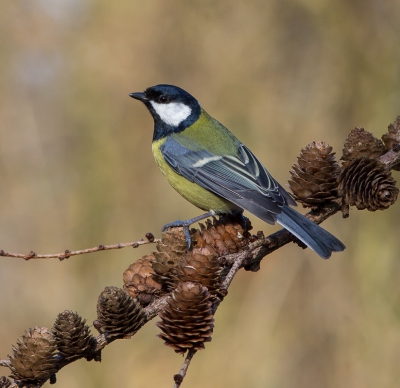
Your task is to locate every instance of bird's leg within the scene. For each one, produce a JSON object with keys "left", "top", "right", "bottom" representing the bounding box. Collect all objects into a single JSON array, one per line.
[
  {"left": 219, "top": 211, "right": 251, "bottom": 237},
  {"left": 162, "top": 211, "right": 216, "bottom": 249},
  {"left": 238, "top": 213, "right": 251, "bottom": 237}
]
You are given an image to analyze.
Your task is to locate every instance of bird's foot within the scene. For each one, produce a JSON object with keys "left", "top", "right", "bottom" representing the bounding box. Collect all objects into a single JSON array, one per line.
[
  {"left": 162, "top": 219, "right": 193, "bottom": 248},
  {"left": 162, "top": 211, "right": 215, "bottom": 250},
  {"left": 238, "top": 214, "right": 252, "bottom": 237}
]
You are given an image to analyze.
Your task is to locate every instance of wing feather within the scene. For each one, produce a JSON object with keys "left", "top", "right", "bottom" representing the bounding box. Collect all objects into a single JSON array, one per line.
[{"left": 160, "top": 137, "right": 295, "bottom": 222}]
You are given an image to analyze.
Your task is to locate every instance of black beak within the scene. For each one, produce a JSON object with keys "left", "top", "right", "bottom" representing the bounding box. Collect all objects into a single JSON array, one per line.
[{"left": 129, "top": 92, "right": 147, "bottom": 101}]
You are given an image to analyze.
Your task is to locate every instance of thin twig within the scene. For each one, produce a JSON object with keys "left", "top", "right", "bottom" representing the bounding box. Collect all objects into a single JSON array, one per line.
[
  {"left": 144, "top": 295, "right": 171, "bottom": 321},
  {"left": 222, "top": 250, "right": 252, "bottom": 289},
  {"left": 0, "top": 237, "right": 160, "bottom": 261},
  {"left": 173, "top": 349, "right": 197, "bottom": 388},
  {"left": 212, "top": 249, "right": 252, "bottom": 314}
]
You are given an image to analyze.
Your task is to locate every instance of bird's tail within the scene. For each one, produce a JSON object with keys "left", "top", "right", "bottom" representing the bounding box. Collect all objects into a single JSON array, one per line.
[{"left": 276, "top": 206, "right": 345, "bottom": 259}]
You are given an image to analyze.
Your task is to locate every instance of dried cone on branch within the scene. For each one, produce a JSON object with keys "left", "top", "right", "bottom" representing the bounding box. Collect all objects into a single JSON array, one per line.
[
  {"left": 52, "top": 311, "right": 95, "bottom": 362},
  {"left": 382, "top": 116, "right": 400, "bottom": 170},
  {"left": 157, "top": 282, "right": 214, "bottom": 354},
  {"left": 95, "top": 286, "right": 146, "bottom": 340},
  {"left": 123, "top": 255, "right": 162, "bottom": 306},
  {"left": 8, "top": 326, "right": 58, "bottom": 386},
  {"left": 192, "top": 216, "right": 249, "bottom": 256},
  {"left": 341, "top": 127, "right": 386, "bottom": 167},
  {"left": 338, "top": 158, "right": 399, "bottom": 211},
  {"left": 152, "top": 216, "right": 249, "bottom": 294},
  {"left": 150, "top": 228, "right": 189, "bottom": 291},
  {"left": 288, "top": 141, "right": 341, "bottom": 207},
  {"left": 173, "top": 252, "right": 221, "bottom": 297}
]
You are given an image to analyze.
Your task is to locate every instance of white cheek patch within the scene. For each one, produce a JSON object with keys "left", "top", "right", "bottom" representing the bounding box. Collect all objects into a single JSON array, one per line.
[{"left": 150, "top": 101, "right": 192, "bottom": 127}]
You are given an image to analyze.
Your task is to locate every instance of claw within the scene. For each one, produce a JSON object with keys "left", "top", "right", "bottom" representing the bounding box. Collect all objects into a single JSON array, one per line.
[
  {"left": 183, "top": 225, "right": 192, "bottom": 249},
  {"left": 162, "top": 220, "right": 185, "bottom": 232},
  {"left": 162, "top": 220, "right": 193, "bottom": 249},
  {"left": 161, "top": 211, "right": 216, "bottom": 250}
]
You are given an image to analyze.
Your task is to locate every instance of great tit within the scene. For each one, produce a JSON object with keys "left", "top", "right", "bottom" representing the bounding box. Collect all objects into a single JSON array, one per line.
[{"left": 130, "top": 84, "right": 345, "bottom": 259}]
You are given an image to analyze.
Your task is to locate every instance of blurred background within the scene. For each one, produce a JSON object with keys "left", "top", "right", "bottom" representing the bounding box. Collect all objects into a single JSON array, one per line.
[{"left": 1, "top": 1, "right": 400, "bottom": 387}]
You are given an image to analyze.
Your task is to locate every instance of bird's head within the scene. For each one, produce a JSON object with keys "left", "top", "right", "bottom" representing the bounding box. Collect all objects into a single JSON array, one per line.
[{"left": 130, "top": 84, "right": 201, "bottom": 140}]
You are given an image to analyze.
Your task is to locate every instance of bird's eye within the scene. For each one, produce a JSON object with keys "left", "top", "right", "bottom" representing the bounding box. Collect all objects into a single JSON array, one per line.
[{"left": 159, "top": 95, "right": 168, "bottom": 104}]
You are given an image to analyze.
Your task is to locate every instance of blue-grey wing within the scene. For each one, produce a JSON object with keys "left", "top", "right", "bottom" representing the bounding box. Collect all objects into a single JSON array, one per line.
[{"left": 160, "top": 137, "right": 296, "bottom": 224}]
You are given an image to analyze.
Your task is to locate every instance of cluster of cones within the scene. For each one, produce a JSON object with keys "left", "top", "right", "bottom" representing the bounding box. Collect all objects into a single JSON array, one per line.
[
  {"left": 1, "top": 217, "right": 250, "bottom": 387},
  {"left": 4, "top": 312, "right": 98, "bottom": 387},
  {"left": 123, "top": 216, "right": 249, "bottom": 354},
  {"left": 2, "top": 117, "right": 400, "bottom": 387},
  {"left": 288, "top": 117, "right": 400, "bottom": 212}
]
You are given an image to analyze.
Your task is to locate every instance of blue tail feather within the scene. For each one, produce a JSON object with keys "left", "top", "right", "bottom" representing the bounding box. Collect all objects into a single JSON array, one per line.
[{"left": 276, "top": 206, "right": 345, "bottom": 259}]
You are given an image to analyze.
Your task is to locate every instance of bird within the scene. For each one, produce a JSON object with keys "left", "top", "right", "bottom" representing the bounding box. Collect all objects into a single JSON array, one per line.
[{"left": 129, "top": 84, "right": 345, "bottom": 259}]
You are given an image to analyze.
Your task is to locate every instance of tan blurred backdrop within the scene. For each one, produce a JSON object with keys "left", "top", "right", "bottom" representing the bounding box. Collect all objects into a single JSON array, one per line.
[{"left": 1, "top": 1, "right": 400, "bottom": 387}]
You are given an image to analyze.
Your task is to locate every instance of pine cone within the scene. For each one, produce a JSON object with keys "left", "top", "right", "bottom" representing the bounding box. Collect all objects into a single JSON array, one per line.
[
  {"left": 382, "top": 116, "right": 400, "bottom": 171},
  {"left": 8, "top": 326, "right": 58, "bottom": 386},
  {"left": 152, "top": 216, "right": 248, "bottom": 294},
  {"left": 288, "top": 141, "right": 340, "bottom": 207},
  {"left": 172, "top": 253, "right": 221, "bottom": 297},
  {"left": 341, "top": 127, "right": 386, "bottom": 167},
  {"left": 0, "top": 376, "right": 12, "bottom": 388},
  {"left": 123, "top": 255, "right": 162, "bottom": 306},
  {"left": 150, "top": 228, "right": 188, "bottom": 291},
  {"left": 192, "top": 215, "right": 249, "bottom": 256},
  {"left": 52, "top": 311, "right": 96, "bottom": 362},
  {"left": 338, "top": 157, "right": 399, "bottom": 211},
  {"left": 156, "top": 282, "right": 214, "bottom": 354},
  {"left": 95, "top": 286, "right": 146, "bottom": 341}
]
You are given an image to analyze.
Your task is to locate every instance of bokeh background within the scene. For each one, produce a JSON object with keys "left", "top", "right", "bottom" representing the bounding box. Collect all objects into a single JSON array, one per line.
[{"left": 1, "top": 1, "right": 400, "bottom": 387}]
